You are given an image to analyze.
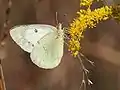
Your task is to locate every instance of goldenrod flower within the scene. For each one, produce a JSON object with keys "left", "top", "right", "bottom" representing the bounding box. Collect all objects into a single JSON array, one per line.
[
  {"left": 111, "top": 5, "right": 120, "bottom": 23},
  {"left": 68, "top": 0, "right": 112, "bottom": 57},
  {"left": 80, "top": 0, "right": 93, "bottom": 7}
]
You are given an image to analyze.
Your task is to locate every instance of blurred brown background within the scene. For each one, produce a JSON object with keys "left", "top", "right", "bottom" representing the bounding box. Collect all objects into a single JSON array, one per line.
[{"left": 0, "top": 0, "right": 120, "bottom": 90}]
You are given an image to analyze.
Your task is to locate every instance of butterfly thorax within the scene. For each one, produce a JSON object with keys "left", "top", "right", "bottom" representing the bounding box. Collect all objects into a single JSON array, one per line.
[{"left": 55, "top": 23, "right": 64, "bottom": 39}]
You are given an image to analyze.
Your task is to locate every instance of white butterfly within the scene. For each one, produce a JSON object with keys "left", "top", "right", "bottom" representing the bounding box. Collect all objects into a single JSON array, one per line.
[{"left": 10, "top": 24, "right": 64, "bottom": 69}]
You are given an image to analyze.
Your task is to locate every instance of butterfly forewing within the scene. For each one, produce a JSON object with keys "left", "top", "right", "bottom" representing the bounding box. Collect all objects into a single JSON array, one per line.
[{"left": 10, "top": 24, "right": 55, "bottom": 53}]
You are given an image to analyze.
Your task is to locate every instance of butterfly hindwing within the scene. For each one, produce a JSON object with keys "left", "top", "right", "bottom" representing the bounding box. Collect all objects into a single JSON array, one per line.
[{"left": 30, "top": 28, "right": 64, "bottom": 69}]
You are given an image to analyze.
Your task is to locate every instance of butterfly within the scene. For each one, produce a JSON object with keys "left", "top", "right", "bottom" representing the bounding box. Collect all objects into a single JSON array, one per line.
[{"left": 9, "top": 23, "right": 64, "bottom": 69}]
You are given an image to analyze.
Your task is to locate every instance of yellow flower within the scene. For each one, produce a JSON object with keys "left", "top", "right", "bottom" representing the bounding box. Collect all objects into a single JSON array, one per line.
[
  {"left": 68, "top": 0, "right": 112, "bottom": 57},
  {"left": 80, "top": 0, "right": 93, "bottom": 7},
  {"left": 111, "top": 5, "right": 120, "bottom": 23}
]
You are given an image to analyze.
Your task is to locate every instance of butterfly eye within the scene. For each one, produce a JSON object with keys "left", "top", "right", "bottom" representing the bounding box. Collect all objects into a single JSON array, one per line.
[{"left": 34, "top": 29, "right": 38, "bottom": 33}]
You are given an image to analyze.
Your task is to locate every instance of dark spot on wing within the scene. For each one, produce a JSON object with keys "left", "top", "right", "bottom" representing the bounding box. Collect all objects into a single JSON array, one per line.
[
  {"left": 32, "top": 44, "right": 34, "bottom": 47},
  {"left": 43, "top": 46, "right": 46, "bottom": 51},
  {"left": 33, "top": 60, "right": 35, "bottom": 62},
  {"left": 34, "top": 29, "right": 38, "bottom": 33},
  {"left": 37, "top": 41, "right": 40, "bottom": 44}
]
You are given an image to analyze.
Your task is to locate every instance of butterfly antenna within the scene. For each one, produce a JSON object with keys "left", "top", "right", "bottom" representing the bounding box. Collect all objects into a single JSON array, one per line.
[
  {"left": 55, "top": 12, "right": 59, "bottom": 25},
  {"left": 55, "top": 12, "right": 62, "bottom": 30}
]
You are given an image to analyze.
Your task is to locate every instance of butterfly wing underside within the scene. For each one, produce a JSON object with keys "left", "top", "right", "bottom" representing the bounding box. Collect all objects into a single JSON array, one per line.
[
  {"left": 30, "top": 31, "right": 64, "bottom": 69},
  {"left": 10, "top": 24, "right": 54, "bottom": 53}
]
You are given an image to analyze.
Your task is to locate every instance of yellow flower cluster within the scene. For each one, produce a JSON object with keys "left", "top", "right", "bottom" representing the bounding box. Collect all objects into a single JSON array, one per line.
[
  {"left": 68, "top": 0, "right": 112, "bottom": 57},
  {"left": 112, "top": 5, "right": 120, "bottom": 23},
  {"left": 80, "top": 0, "right": 93, "bottom": 7}
]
